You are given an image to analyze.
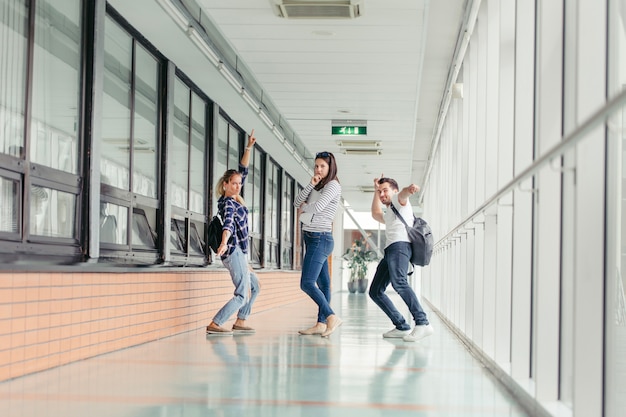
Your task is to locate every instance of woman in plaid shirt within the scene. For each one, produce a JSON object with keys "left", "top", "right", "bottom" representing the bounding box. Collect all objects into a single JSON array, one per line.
[{"left": 206, "top": 131, "right": 260, "bottom": 335}]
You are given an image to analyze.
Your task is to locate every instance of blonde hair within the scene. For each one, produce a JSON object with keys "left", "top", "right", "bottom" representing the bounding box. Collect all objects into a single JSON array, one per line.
[{"left": 216, "top": 169, "right": 245, "bottom": 206}]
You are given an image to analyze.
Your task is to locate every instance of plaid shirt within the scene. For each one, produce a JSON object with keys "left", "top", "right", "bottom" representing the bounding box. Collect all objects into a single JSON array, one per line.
[{"left": 217, "top": 164, "right": 250, "bottom": 259}]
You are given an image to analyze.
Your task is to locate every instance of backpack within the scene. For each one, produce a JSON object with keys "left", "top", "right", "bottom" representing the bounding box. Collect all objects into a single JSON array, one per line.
[
  {"left": 390, "top": 204, "right": 433, "bottom": 266},
  {"left": 207, "top": 214, "right": 224, "bottom": 254}
]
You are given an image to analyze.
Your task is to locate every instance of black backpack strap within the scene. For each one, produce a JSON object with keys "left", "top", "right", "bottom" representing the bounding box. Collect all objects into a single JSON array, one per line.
[
  {"left": 389, "top": 204, "right": 410, "bottom": 228},
  {"left": 390, "top": 204, "right": 415, "bottom": 274}
]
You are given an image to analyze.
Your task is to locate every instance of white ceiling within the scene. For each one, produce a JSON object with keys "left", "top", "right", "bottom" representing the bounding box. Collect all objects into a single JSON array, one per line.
[{"left": 111, "top": 0, "right": 466, "bottom": 212}]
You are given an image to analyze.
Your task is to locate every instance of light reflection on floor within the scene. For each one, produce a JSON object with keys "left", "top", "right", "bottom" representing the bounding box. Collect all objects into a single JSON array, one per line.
[{"left": 0, "top": 291, "right": 530, "bottom": 417}]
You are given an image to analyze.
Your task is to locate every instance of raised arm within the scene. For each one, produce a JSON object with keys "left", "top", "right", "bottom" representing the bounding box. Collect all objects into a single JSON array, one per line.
[
  {"left": 240, "top": 129, "right": 256, "bottom": 168},
  {"left": 397, "top": 183, "right": 420, "bottom": 206},
  {"left": 371, "top": 176, "right": 384, "bottom": 223}
]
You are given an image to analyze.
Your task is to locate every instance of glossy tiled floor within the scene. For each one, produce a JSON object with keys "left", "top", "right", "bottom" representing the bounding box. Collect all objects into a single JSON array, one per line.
[{"left": 0, "top": 291, "right": 530, "bottom": 417}]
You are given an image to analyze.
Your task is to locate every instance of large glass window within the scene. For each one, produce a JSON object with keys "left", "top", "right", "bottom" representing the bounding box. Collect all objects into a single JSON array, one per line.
[
  {"left": 281, "top": 174, "right": 295, "bottom": 269},
  {"left": 248, "top": 146, "right": 264, "bottom": 267},
  {"left": 30, "top": 0, "right": 81, "bottom": 175},
  {"left": 215, "top": 114, "right": 240, "bottom": 180},
  {"left": 0, "top": 0, "right": 83, "bottom": 258},
  {"left": 100, "top": 15, "right": 160, "bottom": 259},
  {"left": 0, "top": 172, "right": 19, "bottom": 235},
  {"left": 0, "top": 0, "right": 28, "bottom": 159},
  {"left": 265, "top": 159, "right": 280, "bottom": 268},
  {"left": 606, "top": 1, "right": 626, "bottom": 416},
  {"left": 294, "top": 183, "right": 303, "bottom": 270},
  {"left": 169, "top": 76, "right": 209, "bottom": 262}
]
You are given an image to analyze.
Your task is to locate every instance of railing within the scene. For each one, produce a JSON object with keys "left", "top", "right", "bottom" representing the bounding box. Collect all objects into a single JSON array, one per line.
[{"left": 434, "top": 88, "right": 626, "bottom": 249}]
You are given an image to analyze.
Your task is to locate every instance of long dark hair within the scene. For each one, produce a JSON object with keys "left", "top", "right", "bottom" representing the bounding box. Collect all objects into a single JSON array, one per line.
[{"left": 314, "top": 151, "right": 339, "bottom": 191}]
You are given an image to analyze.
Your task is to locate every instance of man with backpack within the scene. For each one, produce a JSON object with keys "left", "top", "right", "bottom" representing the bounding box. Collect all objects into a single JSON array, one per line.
[{"left": 369, "top": 175, "right": 434, "bottom": 342}]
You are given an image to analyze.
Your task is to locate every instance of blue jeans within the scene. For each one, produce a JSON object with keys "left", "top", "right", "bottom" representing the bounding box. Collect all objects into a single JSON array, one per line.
[
  {"left": 213, "top": 247, "right": 260, "bottom": 325},
  {"left": 368, "top": 241, "right": 429, "bottom": 329},
  {"left": 301, "top": 231, "right": 334, "bottom": 323}
]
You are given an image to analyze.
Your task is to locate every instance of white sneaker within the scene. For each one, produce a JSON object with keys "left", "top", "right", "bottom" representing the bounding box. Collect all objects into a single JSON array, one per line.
[
  {"left": 403, "top": 324, "right": 434, "bottom": 342},
  {"left": 383, "top": 328, "right": 410, "bottom": 338}
]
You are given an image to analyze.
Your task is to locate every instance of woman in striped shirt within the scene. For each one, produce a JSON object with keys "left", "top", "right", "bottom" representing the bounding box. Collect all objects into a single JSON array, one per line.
[{"left": 294, "top": 151, "right": 342, "bottom": 337}]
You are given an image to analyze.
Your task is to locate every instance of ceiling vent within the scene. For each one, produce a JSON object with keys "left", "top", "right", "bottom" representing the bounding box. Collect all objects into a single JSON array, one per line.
[
  {"left": 342, "top": 148, "right": 382, "bottom": 156},
  {"left": 270, "top": 0, "right": 362, "bottom": 19},
  {"left": 359, "top": 185, "right": 376, "bottom": 193},
  {"left": 336, "top": 140, "right": 380, "bottom": 148}
]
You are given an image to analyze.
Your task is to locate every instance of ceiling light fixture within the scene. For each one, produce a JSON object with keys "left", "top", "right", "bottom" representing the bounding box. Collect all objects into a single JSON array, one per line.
[
  {"left": 258, "top": 110, "right": 274, "bottom": 129},
  {"left": 219, "top": 65, "right": 242, "bottom": 91},
  {"left": 273, "top": 127, "right": 285, "bottom": 143},
  {"left": 187, "top": 26, "right": 220, "bottom": 67},
  {"left": 241, "top": 88, "right": 260, "bottom": 112},
  {"left": 156, "top": 0, "right": 189, "bottom": 29},
  {"left": 342, "top": 148, "right": 382, "bottom": 156}
]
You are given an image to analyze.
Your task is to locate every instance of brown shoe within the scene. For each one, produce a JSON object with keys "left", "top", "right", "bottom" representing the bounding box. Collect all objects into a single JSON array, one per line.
[
  {"left": 298, "top": 323, "right": 327, "bottom": 335},
  {"left": 321, "top": 316, "right": 343, "bottom": 337},
  {"left": 206, "top": 324, "right": 233, "bottom": 335},
  {"left": 232, "top": 324, "right": 256, "bottom": 334}
]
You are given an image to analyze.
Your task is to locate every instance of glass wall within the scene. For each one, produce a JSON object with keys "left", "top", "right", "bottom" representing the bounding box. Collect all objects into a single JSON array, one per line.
[
  {"left": 422, "top": 0, "right": 615, "bottom": 416},
  {"left": 606, "top": 1, "right": 626, "bottom": 416}
]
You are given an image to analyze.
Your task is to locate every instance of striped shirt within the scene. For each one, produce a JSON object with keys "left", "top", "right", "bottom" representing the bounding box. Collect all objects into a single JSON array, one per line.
[
  {"left": 294, "top": 180, "right": 341, "bottom": 233},
  {"left": 217, "top": 164, "right": 250, "bottom": 259}
]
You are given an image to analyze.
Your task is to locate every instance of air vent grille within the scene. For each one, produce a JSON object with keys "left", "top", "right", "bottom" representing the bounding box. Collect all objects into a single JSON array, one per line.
[{"left": 271, "top": 1, "right": 362, "bottom": 19}]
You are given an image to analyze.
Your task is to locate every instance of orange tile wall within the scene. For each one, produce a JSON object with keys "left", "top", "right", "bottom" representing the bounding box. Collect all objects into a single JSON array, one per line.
[{"left": 0, "top": 269, "right": 308, "bottom": 382}]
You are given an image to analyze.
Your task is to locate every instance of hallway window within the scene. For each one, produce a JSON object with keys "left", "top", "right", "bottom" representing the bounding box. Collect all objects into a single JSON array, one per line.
[
  {"left": 0, "top": 0, "right": 27, "bottom": 159},
  {"left": 248, "top": 145, "right": 264, "bottom": 267},
  {"left": 169, "top": 76, "right": 210, "bottom": 262},
  {"left": 100, "top": 14, "right": 161, "bottom": 261},
  {"left": 606, "top": 1, "right": 626, "bottom": 415},
  {"left": 0, "top": 0, "right": 83, "bottom": 259},
  {"left": 281, "top": 174, "right": 295, "bottom": 269},
  {"left": 0, "top": 173, "right": 19, "bottom": 235},
  {"left": 215, "top": 115, "right": 241, "bottom": 177},
  {"left": 265, "top": 158, "right": 280, "bottom": 268}
]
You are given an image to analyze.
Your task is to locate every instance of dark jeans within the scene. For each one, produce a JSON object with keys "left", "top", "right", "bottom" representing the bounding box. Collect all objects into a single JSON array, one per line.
[
  {"left": 369, "top": 241, "right": 429, "bottom": 329},
  {"left": 301, "top": 231, "right": 334, "bottom": 323}
]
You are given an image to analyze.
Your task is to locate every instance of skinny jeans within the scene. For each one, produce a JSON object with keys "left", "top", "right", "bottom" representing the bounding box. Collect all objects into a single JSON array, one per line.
[
  {"left": 301, "top": 231, "right": 334, "bottom": 323},
  {"left": 369, "top": 241, "right": 429, "bottom": 330},
  {"left": 213, "top": 247, "right": 260, "bottom": 325}
]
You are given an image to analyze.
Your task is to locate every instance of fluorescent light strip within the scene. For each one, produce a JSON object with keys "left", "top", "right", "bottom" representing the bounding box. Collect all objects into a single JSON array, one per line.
[
  {"left": 187, "top": 27, "right": 220, "bottom": 67},
  {"left": 258, "top": 110, "right": 274, "bottom": 128},
  {"left": 284, "top": 142, "right": 294, "bottom": 153},
  {"left": 273, "top": 127, "right": 285, "bottom": 143},
  {"left": 241, "top": 89, "right": 260, "bottom": 111},
  {"left": 219, "top": 65, "right": 242, "bottom": 91},
  {"left": 156, "top": 0, "right": 189, "bottom": 30}
]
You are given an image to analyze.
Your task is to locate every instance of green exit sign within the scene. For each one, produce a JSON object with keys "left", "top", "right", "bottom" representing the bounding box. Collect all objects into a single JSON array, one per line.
[{"left": 331, "top": 126, "right": 367, "bottom": 136}]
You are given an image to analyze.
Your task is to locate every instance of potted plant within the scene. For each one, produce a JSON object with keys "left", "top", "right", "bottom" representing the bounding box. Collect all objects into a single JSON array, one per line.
[{"left": 343, "top": 237, "right": 378, "bottom": 293}]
